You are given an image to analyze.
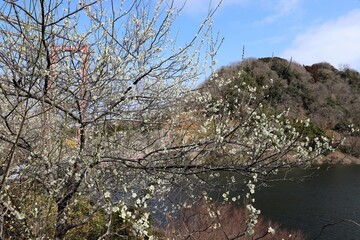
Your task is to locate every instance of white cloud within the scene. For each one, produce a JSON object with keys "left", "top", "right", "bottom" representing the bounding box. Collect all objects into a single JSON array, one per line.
[
  {"left": 276, "top": 0, "right": 301, "bottom": 16},
  {"left": 282, "top": 9, "right": 360, "bottom": 69},
  {"left": 258, "top": 0, "right": 302, "bottom": 24}
]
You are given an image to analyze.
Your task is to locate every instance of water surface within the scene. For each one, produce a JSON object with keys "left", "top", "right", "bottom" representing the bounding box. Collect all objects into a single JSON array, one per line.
[{"left": 253, "top": 165, "right": 360, "bottom": 239}]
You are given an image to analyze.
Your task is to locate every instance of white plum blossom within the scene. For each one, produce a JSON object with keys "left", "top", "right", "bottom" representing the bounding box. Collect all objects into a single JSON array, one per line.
[
  {"left": 104, "top": 191, "right": 111, "bottom": 199},
  {"left": 0, "top": 0, "right": 339, "bottom": 238},
  {"left": 268, "top": 226, "right": 275, "bottom": 234}
]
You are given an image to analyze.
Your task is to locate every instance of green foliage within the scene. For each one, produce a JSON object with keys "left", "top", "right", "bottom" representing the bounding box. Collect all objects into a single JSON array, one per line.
[
  {"left": 2, "top": 185, "right": 57, "bottom": 239},
  {"left": 341, "top": 68, "right": 360, "bottom": 93},
  {"left": 293, "top": 120, "right": 325, "bottom": 140},
  {"left": 267, "top": 81, "right": 284, "bottom": 102},
  {"left": 66, "top": 196, "right": 139, "bottom": 240}
]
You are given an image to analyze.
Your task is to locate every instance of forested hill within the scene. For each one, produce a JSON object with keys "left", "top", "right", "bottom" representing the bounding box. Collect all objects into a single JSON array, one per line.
[{"left": 205, "top": 57, "right": 360, "bottom": 161}]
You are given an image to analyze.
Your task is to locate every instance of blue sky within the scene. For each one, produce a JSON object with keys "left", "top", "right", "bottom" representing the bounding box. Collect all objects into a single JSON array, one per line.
[{"left": 174, "top": 0, "right": 360, "bottom": 71}]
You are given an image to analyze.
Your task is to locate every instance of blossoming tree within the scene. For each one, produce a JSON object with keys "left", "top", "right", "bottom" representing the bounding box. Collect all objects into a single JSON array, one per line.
[{"left": 0, "top": 0, "right": 335, "bottom": 239}]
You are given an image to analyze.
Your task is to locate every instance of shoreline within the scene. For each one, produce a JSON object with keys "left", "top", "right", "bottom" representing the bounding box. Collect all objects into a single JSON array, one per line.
[{"left": 315, "top": 151, "right": 360, "bottom": 165}]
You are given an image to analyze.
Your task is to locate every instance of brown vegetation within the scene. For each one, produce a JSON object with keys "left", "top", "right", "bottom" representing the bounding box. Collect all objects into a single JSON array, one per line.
[
  {"left": 164, "top": 199, "right": 305, "bottom": 240},
  {"left": 202, "top": 57, "right": 360, "bottom": 163}
]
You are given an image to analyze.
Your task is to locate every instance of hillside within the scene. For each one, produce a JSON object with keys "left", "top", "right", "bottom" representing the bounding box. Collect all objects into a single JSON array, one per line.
[{"left": 203, "top": 57, "right": 360, "bottom": 163}]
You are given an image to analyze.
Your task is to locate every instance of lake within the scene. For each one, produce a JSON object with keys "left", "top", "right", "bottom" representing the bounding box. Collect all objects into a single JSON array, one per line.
[
  {"left": 159, "top": 165, "right": 360, "bottom": 239},
  {"left": 251, "top": 165, "right": 360, "bottom": 239}
]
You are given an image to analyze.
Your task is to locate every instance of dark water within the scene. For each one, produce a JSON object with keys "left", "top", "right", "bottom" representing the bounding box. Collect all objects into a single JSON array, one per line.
[
  {"left": 252, "top": 165, "right": 360, "bottom": 240},
  {"left": 161, "top": 165, "right": 360, "bottom": 239}
]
